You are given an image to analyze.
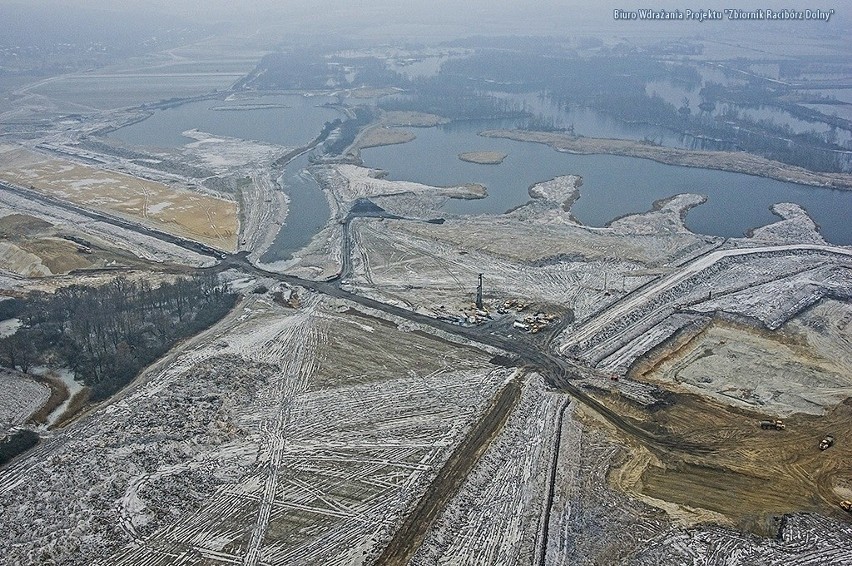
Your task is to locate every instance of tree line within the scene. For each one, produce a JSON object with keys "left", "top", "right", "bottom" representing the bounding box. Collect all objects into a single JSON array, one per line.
[{"left": 0, "top": 275, "right": 237, "bottom": 399}]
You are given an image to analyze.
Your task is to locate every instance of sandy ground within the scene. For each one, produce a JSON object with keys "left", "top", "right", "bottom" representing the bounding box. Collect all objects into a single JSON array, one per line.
[
  {"left": 634, "top": 320, "right": 852, "bottom": 416},
  {"left": 0, "top": 188, "right": 215, "bottom": 268},
  {"left": 0, "top": 210, "right": 146, "bottom": 276},
  {"left": 597, "top": 388, "right": 852, "bottom": 534},
  {"left": 354, "top": 127, "right": 416, "bottom": 150},
  {"left": 0, "top": 144, "right": 238, "bottom": 251}
]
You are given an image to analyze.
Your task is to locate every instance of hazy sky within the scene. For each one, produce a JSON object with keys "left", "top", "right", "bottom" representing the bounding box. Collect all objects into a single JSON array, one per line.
[{"left": 1, "top": 1, "right": 848, "bottom": 42}]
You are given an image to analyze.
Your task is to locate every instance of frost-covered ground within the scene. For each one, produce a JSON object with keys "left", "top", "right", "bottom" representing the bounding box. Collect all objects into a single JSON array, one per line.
[
  {"left": 318, "top": 164, "right": 486, "bottom": 204},
  {"left": 0, "top": 369, "right": 49, "bottom": 435},
  {"left": 2, "top": 48, "right": 852, "bottom": 564},
  {"left": 411, "top": 375, "right": 563, "bottom": 565},
  {"left": 0, "top": 293, "right": 507, "bottom": 565}
]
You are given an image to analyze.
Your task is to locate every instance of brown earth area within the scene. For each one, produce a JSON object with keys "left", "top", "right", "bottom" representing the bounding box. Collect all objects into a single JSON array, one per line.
[
  {"left": 635, "top": 394, "right": 852, "bottom": 536},
  {"left": 0, "top": 145, "right": 238, "bottom": 251},
  {"left": 0, "top": 213, "right": 151, "bottom": 276},
  {"left": 51, "top": 388, "right": 92, "bottom": 429},
  {"left": 16, "top": 238, "right": 94, "bottom": 274},
  {"left": 0, "top": 213, "right": 52, "bottom": 237},
  {"left": 310, "top": 308, "right": 492, "bottom": 391},
  {"left": 27, "top": 375, "right": 69, "bottom": 425},
  {"left": 592, "top": 319, "right": 852, "bottom": 536},
  {"left": 355, "top": 127, "right": 416, "bottom": 150}
]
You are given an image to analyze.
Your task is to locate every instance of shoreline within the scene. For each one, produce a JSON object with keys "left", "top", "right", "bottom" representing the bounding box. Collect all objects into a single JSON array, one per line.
[{"left": 481, "top": 130, "right": 852, "bottom": 190}]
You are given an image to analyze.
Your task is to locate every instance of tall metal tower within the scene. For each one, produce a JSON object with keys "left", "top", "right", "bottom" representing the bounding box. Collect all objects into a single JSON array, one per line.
[{"left": 476, "top": 273, "right": 484, "bottom": 310}]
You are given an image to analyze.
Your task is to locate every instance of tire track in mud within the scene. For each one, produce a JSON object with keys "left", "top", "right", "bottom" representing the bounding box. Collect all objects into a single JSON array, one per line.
[
  {"left": 101, "top": 300, "right": 323, "bottom": 566},
  {"left": 374, "top": 377, "right": 523, "bottom": 566},
  {"left": 242, "top": 299, "right": 320, "bottom": 566}
]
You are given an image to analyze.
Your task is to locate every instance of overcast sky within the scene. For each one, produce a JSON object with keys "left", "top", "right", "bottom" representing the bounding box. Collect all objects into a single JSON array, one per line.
[{"left": 1, "top": 0, "right": 848, "bottom": 42}]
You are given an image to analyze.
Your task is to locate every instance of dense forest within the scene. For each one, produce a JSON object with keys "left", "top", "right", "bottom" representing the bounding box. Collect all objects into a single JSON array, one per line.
[
  {"left": 0, "top": 276, "right": 237, "bottom": 399},
  {"left": 235, "top": 49, "right": 348, "bottom": 91}
]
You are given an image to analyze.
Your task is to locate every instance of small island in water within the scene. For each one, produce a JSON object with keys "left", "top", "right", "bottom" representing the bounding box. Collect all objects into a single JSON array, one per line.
[{"left": 458, "top": 151, "right": 508, "bottom": 165}]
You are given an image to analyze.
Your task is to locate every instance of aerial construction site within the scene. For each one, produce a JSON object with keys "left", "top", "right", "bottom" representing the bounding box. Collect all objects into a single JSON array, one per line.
[{"left": 0, "top": 7, "right": 851, "bottom": 566}]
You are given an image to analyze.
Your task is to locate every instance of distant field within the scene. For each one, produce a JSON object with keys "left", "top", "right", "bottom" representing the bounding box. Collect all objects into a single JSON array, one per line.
[
  {"left": 0, "top": 145, "right": 238, "bottom": 251},
  {"left": 22, "top": 74, "right": 242, "bottom": 110},
  {"left": 16, "top": 37, "right": 263, "bottom": 110}
]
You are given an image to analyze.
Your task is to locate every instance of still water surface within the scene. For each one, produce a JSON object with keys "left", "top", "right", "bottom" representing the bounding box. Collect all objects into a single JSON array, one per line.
[
  {"left": 362, "top": 121, "right": 852, "bottom": 244},
  {"left": 108, "top": 94, "right": 339, "bottom": 148}
]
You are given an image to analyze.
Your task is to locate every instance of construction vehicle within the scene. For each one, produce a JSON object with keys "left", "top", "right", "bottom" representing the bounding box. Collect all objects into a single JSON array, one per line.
[
  {"left": 759, "top": 419, "right": 786, "bottom": 430},
  {"left": 840, "top": 500, "right": 852, "bottom": 513},
  {"left": 819, "top": 435, "right": 835, "bottom": 450}
]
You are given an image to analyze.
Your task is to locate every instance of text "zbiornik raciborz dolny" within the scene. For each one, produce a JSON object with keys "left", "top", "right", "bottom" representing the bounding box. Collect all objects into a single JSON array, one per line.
[{"left": 613, "top": 8, "right": 835, "bottom": 22}]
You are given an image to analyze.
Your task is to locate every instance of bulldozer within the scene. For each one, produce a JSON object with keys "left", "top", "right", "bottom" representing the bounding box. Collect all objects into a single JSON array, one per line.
[{"left": 759, "top": 419, "right": 786, "bottom": 431}]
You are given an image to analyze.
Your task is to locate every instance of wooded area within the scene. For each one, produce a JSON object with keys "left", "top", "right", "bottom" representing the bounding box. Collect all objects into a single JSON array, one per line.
[{"left": 0, "top": 276, "right": 237, "bottom": 399}]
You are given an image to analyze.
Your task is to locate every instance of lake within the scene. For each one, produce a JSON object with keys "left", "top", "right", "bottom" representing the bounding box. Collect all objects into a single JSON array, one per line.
[
  {"left": 361, "top": 121, "right": 852, "bottom": 244},
  {"left": 108, "top": 93, "right": 340, "bottom": 148}
]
